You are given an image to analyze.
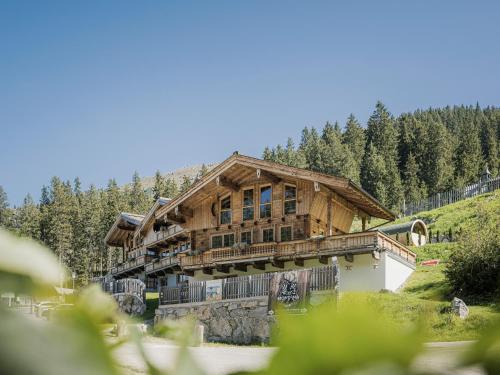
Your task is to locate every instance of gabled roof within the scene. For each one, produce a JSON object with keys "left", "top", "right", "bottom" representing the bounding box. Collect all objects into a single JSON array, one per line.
[
  {"left": 104, "top": 212, "right": 144, "bottom": 247},
  {"left": 156, "top": 153, "right": 395, "bottom": 221},
  {"left": 137, "top": 197, "right": 172, "bottom": 234}
]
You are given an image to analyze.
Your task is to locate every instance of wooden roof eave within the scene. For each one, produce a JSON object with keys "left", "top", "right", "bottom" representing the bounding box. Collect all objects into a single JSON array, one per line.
[{"left": 155, "top": 153, "right": 395, "bottom": 221}]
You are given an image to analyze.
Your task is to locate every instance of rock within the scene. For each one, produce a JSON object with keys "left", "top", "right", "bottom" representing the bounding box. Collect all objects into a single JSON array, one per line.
[{"left": 452, "top": 297, "right": 469, "bottom": 319}]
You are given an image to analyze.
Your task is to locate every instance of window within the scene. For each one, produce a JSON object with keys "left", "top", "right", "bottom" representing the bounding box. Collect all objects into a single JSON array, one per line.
[
  {"left": 260, "top": 185, "right": 272, "bottom": 218},
  {"left": 242, "top": 188, "right": 254, "bottom": 221},
  {"left": 212, "top": 235, "right": 223, "bottom": 249},
  {"left": 220, "top": 195, "right": 232, "bottom": 224},
  {"left": 280, "top": 226, "right": 293, "bottom": 242},
  {"left": 223, "top": 233, "right": 235, "bottom": 247},
  {"left": 284, "top": 185, "right": 297, "bottom": 215},
  {"left": 241, "top": 231, "right": 252, "bottom": 245},
  {"left": 211, "top": 233, "right": 234, "bottom": 249},
  {"left": 262, "top": 228, "right": 274, "bottom": 242}
]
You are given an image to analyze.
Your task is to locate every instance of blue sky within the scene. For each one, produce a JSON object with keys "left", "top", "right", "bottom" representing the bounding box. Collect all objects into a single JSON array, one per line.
[{"left": 1, "top": 1, "right": 499, "bottom": 206}]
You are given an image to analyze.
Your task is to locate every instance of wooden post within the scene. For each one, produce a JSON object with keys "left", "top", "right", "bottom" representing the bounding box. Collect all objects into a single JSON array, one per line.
[
  {"left": 361, "top": 217, "right": 366, "bottom": 232},
  {"left": 327, "top": 194, "right": 333, "bottom": 236}
]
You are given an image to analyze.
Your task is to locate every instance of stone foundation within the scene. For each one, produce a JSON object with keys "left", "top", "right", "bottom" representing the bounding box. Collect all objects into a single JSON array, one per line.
[
  {"left": 113, "top": 293, "right": 146, "bottom": 316},
  {"left": 155, "top": 296, "right": 274, "bottom": 344},
  {"left": 155, "top": 291, "right": 336, "bottom": 344}
]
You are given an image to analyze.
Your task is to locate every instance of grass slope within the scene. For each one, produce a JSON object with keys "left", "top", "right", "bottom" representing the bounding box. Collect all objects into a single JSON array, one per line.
[{"left": 367, "top": 191, "right": 500, "bottom": 341}]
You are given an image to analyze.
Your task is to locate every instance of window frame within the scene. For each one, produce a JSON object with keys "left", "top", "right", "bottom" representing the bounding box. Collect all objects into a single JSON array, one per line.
[
  {"left": 242, "top": 187, "right": 255, "bottom": 221},
  {"left": 280, "top": 225, "right": 293, "bottom": 242},
  {"left": 262, "top": 227, "right": 275, "bottom": 243},
  {"left": 283, "top": 183, "right": 297, "bottom": 216},
  {"left": 259, "top": 184, "right": 273, "bottom": 219},
  {"left": 240, "top": 230, "right": 253, "bottom": 245},
  {"left": 211, "top": 232, "right": 235, "bottom": 249},
  {"left": 219, "top": 193, "right": 232, "bottom": 225}
]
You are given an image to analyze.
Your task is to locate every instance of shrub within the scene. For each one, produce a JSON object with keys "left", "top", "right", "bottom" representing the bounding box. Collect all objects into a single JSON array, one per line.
[{"left": 445, "top": 202, "right": 500, "bottom": 302}]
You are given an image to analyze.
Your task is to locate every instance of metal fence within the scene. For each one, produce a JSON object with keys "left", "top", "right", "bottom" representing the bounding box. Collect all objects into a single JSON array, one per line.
[
  {"left": 401, "top": 176, "right": 500, "bottom": 216},
  {"left": 99, "top": 278, "right": 146, "bottom": 303},
  {"left": 159, "top": 265, "right": 337, "bottom": 305}
]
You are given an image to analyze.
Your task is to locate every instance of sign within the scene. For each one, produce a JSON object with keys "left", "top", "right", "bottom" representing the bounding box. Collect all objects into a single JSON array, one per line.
[
  {"left": 205, "top": 279, "right": 223, "bottom": 301},
  {"left": 268, "top": 269, "right": 311, "bottom": 314}
]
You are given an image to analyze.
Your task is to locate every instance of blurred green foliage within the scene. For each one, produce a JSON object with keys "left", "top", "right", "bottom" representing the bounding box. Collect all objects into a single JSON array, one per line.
[{"left": 0, "top": 228, "right": 499, "bottom": 375}]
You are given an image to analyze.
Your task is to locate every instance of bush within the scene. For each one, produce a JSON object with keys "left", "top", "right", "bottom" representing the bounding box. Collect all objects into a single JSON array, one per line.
[{"left": 445, "top": 202, "right": 500, "bottom": 302}]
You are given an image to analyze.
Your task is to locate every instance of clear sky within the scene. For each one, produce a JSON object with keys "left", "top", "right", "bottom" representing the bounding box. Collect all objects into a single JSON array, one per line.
[{"left": 1, "top": 1, "right": 499, "bottom": 206}]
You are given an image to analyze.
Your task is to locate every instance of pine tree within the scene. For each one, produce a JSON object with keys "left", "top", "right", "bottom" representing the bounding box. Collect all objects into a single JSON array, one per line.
[
  {"left": 423, "top": 119, "right": 454, "bottom": 194},
  {"left": 454, "top": 119, "right": 483, "bottom": 185},
  {"left": 0, "top": 185, "right": 10, "bottom": 228},
  {"left": 360, "top": 143, "right": 388, "bottom": 205},
  {"left": 128, "top": 171, "right": 150, "bottom": 213},
  {"left": 403, "top": 153, "right": 427, "bottom": 203},
  {"left": 18, "top": 194, "right": 41, "bottom": 240},
  {"left": 164, "top": 178, "right": 179, "bottom": 198},
  {"left": 299, "top": 127, "right": 323, "bottom": 172},
  {"left": 199, "top": 164, "right": 209, "bottom": 178},
  {"left": 180, "top": 175, "right": 192, "bottom": 193},
  {"left": 321, "top": 122, "right": 358, "bottom": 181},
  {"left": 152, "top": 170, "right": 166, "bottom": 200},
  {"left": 342, "top": 114, "right": 366, "bottom": 182},
  {"left": 480, "top": 108, "right": 499, "bottom": 176}
]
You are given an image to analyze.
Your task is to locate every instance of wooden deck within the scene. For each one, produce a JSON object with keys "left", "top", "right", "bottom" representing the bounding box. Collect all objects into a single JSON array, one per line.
[
  {"left": 110, "top": 254, "right": 156, "bottom": 276},
  {"left": 179, "top": 231, "right": 416, "bottom": 270},
  {"left": 145, "top": 256, "right": 181, "bottom": 275}
]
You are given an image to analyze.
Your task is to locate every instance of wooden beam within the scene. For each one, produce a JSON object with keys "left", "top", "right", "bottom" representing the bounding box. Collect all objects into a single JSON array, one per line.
[
  {"left": 216, "top": 175, "right": 240, "bottom": 192},
  {"left": 202, "top": 268, "right": 213, "bottom": 275},
  {"left": 294, "top": 258, "right": 304, "bottom": 267},
  {"left": 327, "top": 192, "right": 333, "bottom": 236},
  {"left": 166, "top": 213, "right": 186, "bottom": 225},
  {"left": 256, "top": 168, "right": 281, "bottom": 184},
  {"left": 252, "top": 262, "right": 266, "bottom": 271},
  {"left": 216, "top": 265, "right": 230, "bottom": 274},
  {"left": 272, "top": 260, "right": 284, "bottom": 269},
  {"left": 233, "top": 264, "right": 247, "bottom": 272},
  {"left": 319, "top": 256, "right": 329, "bottom": 265}
]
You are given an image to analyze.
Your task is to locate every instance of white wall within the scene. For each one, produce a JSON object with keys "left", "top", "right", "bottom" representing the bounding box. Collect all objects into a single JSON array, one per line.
[
  {"left": 337, "top": 253, "right": 385, "bottom": 292},
  {"left": 337, "top": 252, "right": 414, "bottom": 292},
  {"left": 384, "top": 252, "right": 414, "bottom": 291}
]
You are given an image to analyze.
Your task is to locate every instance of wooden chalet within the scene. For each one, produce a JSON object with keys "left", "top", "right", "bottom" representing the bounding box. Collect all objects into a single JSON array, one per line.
[
  {"left": 104, "top": 153, "right": 416, "bottom": 292},
  {"left": 152, "top": 153, "right": 416, "bottom": 290}
]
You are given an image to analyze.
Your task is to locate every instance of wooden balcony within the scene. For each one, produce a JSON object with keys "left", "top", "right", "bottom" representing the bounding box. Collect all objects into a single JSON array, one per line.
[
  {"left": 110, "top": 255, "right": 156, "bottom": 277},
  {"left": 180, "top": 231, "right": 416, "bottom": 270},
  {"left": 145, "top": 256, "right": 181, "bottom": 276}
]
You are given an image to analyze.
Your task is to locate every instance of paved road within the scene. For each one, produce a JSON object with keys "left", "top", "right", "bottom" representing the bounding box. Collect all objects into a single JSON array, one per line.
[{"left": 114, "top": 338, "right": 484, "bottom": 375}]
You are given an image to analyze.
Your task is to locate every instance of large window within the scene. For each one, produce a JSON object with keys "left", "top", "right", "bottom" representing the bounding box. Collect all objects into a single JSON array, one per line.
[
  {"left": 284, "top": 185, "right": 297, "bottom": 215},
  {"left": 211, "top": 233, "right": 235, "bottom": 249},
  {"left": 262, "top": 228, "right": 274, "bottom": 243},
  {"left": 220, "top": 195, "right": 232, "bottom": 224},
  {"left": 260, "top": 185, "right": 272, "bottom": 218},
  {"left": 241, "top": 231, "right": 252, "bottom": 245},
  {"left": 280, "top": 226, "right": 293, "bottom": 242},
  {"left": 242, "top": 188, "right": 254, "bottom": 221}
]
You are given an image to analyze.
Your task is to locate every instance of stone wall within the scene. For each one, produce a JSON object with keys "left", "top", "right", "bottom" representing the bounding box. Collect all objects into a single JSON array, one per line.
[
  {"left": 155, "top": 291, "right": 336, "bottom": 344},
  {"left": 155, "top": 296, "right": 274, "bottom": 345},
  {"left": 113, "top": 293, "right": 146, "bottom": 316}
]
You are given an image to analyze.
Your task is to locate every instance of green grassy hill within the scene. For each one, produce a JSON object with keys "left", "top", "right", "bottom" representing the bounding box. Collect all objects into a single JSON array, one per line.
[{"left": 381, "top": 190, "right": 500, "bottom": 341}]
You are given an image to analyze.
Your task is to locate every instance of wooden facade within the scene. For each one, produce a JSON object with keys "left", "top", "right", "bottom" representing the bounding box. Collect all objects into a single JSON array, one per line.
[{"left": 105, "top": 153, "right": 416, "bottom": 286}]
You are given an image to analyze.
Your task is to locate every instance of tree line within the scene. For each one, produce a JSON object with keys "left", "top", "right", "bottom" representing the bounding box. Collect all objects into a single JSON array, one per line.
[
  {"left": 0, "top": 167, "right": 207, "bottom": 285},
  {"left": 0, "top": 102, "right": 498, "bottom": 283},
  {"left": 263, "top": 102, "right": 499, "bottom": 209}
]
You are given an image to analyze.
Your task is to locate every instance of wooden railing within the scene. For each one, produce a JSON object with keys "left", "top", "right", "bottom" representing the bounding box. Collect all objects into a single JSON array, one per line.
[
  {"left": 159, "top": 266, "right": 337, "bottom": 305},
  {"left": 145, "top": 256, "right": 180, "bottom": 273},
  {"left": 111, "top": 255, "right": 156, "bottom": 275},
  {"left": 142, "top": 225, "right": 185, "bottom": 247},
  {"left": 179, "top": 231, "right": 415, "bottom": 268}
]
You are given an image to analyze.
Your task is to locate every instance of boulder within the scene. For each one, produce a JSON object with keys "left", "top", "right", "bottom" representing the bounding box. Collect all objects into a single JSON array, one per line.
[{"left": 452, "top": 297, "right": 469, "bottom": 319}]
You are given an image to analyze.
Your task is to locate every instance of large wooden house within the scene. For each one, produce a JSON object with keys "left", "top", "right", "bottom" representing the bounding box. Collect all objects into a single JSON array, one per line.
[{"left": 105, "top": 153, "right": 416, "bottom": 292}]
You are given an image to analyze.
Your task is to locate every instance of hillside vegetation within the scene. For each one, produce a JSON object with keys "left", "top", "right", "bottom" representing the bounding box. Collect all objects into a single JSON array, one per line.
[{"left": 375, "top": 191, "right": 500, "bottom": 341}]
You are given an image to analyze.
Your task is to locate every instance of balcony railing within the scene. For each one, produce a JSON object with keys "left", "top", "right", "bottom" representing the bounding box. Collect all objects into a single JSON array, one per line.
[
  {"left": 159, "top": 265, "right": 337, "bottom": 305},
  {"left": 180, "top": 231, "right": 415, "bottom": 268},
  {"left": 111, "top": 255, "right": 156, "bottom": 275},
  {"left": 145, "top": 256, "right": 180, "bottom": 273},
  {"left": 142, "top": 225, "right": 185, "bottom": 247},
  {"left": 99, "top": 278, "right": 146, "bottom": 303}
]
